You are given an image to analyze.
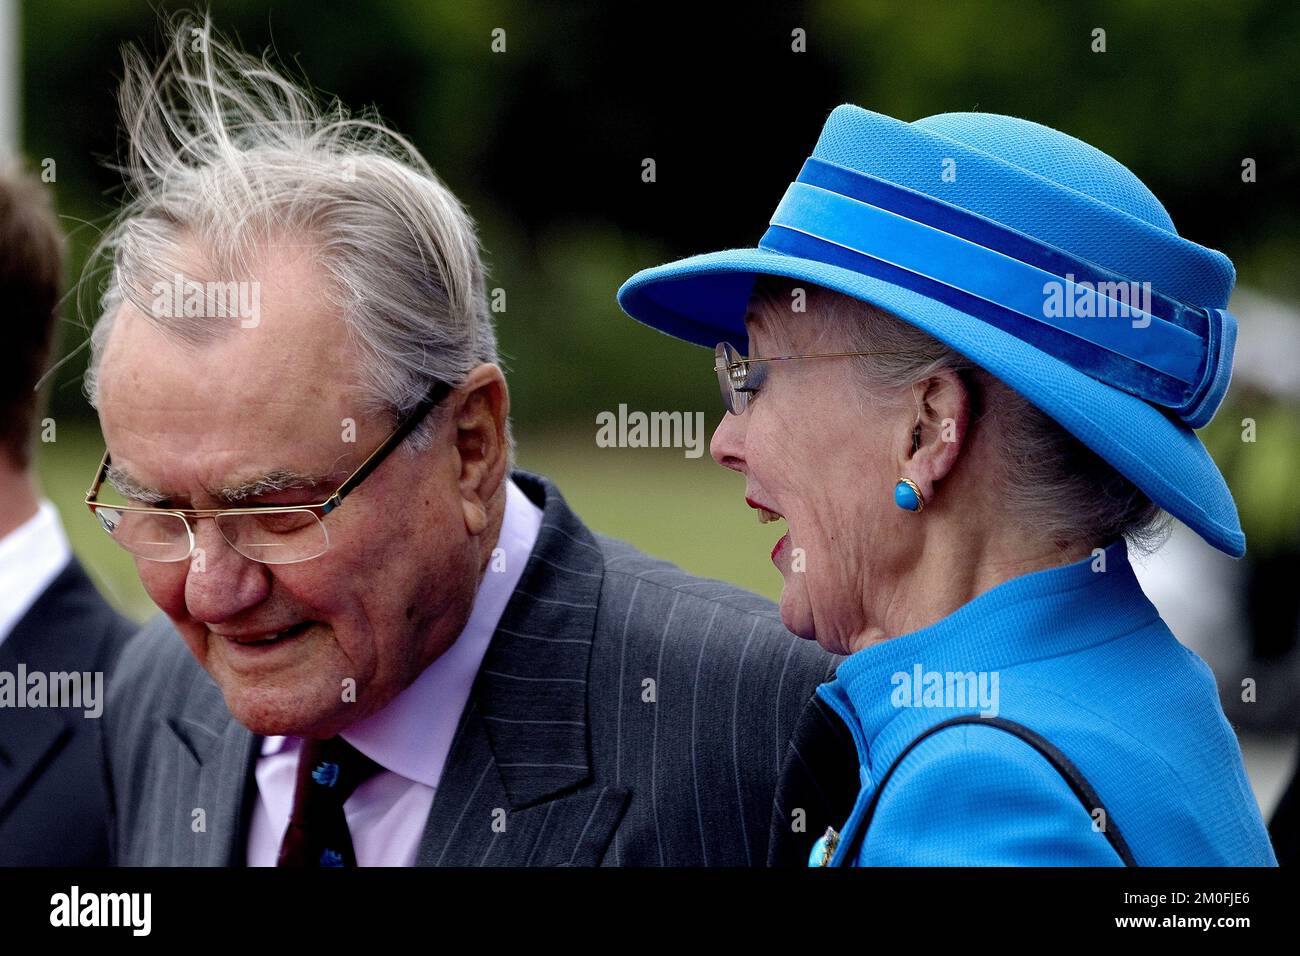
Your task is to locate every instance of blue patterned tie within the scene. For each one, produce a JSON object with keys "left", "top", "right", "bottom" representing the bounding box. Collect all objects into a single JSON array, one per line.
[{"left": 276, "top": 735, "right": 384, "bottom": 867}]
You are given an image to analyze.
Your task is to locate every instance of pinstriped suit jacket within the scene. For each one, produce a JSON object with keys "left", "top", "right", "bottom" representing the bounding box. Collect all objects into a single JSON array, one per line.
[{"left": 102, "top": 471, "right": 849, "bottom": 866}]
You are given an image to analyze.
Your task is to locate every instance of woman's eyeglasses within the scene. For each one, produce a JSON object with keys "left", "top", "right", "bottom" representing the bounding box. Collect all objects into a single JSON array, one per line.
[{"left": 713, "top": 341, "right": 907, "bottom": 415}]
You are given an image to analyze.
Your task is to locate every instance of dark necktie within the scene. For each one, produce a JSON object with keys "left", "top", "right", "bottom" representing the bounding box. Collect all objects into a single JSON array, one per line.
[{"left": 277, "top": 735, "right": 385, "bottom": 867}]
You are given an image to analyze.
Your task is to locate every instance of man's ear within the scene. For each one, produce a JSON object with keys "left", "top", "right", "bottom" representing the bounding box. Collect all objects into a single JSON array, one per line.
[
  {"left": 452, "top": 363, "right": 510, "bottom": 536},
  {"left": 900, "top": 369, "right": 970, "bottom": 505}
]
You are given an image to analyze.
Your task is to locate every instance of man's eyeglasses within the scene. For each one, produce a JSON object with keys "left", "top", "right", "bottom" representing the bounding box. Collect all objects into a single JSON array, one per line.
[
  {"left": 713, "top": 341, "right": 908, "bottom": 415},
  {"left": 84, "top": 380, "right": 452, "bottom": 565}
]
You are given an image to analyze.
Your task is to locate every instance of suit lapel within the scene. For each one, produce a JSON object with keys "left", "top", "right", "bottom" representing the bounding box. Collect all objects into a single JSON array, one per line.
[
  {"left": 160, "top": 674, "right": 260, "bottom": 865},
  {"left": 0, "top": 700, "right": 69, "bottom": 820},
  {"left": 0, "top": 561, "right": 93, "bottom": 818},
  {"left": 418, "top": 472, "right": 629, "bottom": 865}
]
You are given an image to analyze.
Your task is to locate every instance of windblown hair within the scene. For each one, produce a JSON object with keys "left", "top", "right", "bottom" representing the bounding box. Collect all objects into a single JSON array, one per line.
[
  {"left": 82, "top": 13, "right": 501, "bottom": 452},
  {"left": 749, "top": 275, "right": 1171, "bottom": 553}
]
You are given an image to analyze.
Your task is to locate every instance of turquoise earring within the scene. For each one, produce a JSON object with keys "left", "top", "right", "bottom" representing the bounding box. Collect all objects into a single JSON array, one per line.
[{"left": 894, "top": 478, "right": 925, "bottom": 513}]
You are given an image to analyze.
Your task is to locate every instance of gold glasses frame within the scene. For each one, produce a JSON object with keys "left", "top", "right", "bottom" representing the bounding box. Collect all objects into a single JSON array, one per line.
[{"left": 84, "top": 379, "right": 452, "bottom": 564}]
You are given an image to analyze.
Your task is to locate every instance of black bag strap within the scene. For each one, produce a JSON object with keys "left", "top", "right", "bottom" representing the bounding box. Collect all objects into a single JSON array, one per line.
[{"left": 843, "top": 714, "right": 1137, "bottom": 866}]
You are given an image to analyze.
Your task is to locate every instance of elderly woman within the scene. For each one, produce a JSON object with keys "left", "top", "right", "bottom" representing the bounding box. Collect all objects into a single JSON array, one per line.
[{"left": 618, "top": 106, "right": 1277, "bottom": 866}]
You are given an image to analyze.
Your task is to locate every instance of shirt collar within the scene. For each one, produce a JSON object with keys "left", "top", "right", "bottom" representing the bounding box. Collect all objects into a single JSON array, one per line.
[
  {"left": 0, "top": 501, "right": 73, "bottom": 649},
  {"left": 824, "top": 538, "right": 1159, "bottom": 750},
  {"left": 261, "top": 478, "right": 543, "bottom": 786}
]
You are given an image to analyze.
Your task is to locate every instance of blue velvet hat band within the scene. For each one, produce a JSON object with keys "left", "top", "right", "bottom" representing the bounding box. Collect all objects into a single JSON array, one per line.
[{"left": 762, "top": 158, "right": 1236, "bottom": 428}]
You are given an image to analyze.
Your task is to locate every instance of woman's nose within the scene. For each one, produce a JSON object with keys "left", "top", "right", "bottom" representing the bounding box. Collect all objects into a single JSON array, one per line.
[{"left": 710, "top": 410, "right": 748, "bottom": 474}]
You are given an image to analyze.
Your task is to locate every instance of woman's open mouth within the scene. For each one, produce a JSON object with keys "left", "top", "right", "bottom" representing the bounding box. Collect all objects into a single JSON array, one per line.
[{"left": 746, "top": 498, "right": 789, "bottom": 564}]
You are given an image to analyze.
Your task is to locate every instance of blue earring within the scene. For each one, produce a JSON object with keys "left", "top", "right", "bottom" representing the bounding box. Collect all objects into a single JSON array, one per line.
[{"left": 894, "top": 478, "right": 925, "bottom": 513}]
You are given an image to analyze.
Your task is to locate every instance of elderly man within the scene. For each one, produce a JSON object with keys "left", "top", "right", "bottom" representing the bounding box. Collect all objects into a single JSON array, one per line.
[{"left": 90, "top": 18, "right": 845, "bottom": 867}]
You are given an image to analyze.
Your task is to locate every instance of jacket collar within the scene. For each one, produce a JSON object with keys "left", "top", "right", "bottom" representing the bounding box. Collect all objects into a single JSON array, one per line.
[
  {"left": 820, "top": 538, "right": 1160, "bottom": 754},
  {"left": 471, "top": 470, "right": 603, "bottom": 808}
]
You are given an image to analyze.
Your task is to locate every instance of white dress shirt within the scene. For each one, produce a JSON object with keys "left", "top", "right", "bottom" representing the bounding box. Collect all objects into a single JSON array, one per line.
[
  {"left": 246, "top": 478, "right": 543, "bottom": 866},
  {"left": 0, "top": 501, "right": 72, "bottom": 649}
]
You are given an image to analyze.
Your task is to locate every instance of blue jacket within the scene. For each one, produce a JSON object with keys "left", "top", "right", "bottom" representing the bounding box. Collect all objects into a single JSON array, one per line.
[{"left": 817, "top": 539, "right": 1277, "bottom": 866}]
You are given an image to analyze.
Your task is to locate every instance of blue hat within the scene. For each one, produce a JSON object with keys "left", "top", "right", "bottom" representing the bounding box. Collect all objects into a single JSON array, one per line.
[{"left": 617, "top": 105, "right": 1244, "bottom": 557}]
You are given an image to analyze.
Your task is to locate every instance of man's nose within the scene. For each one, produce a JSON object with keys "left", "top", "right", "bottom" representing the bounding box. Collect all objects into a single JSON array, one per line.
[
  {"left": 710, "top": 410, "right": 748, "bottom": 475},
  {"left": 183, "top": 517, "right": 271, "bottom": 624}
]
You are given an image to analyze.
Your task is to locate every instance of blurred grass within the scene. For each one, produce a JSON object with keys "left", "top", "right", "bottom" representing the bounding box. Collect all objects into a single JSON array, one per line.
[{"left": 36, "top": 419, "right": 786, "bottom": 624}]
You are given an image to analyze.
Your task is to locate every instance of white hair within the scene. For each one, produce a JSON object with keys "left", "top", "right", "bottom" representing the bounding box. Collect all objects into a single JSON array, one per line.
[{"left": 82, "top": 13, "right": 505, "bottom": 454}]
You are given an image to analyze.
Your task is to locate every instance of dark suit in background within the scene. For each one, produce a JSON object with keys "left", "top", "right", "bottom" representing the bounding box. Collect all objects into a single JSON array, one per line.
[{"left": 0, "top": 558, "right": 134, "bottom": 864}]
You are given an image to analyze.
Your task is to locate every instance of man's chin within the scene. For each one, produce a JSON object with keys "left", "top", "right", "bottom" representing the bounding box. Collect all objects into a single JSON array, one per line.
[{"left": 220, "top": 686, "right": 350, "bottom": 738}]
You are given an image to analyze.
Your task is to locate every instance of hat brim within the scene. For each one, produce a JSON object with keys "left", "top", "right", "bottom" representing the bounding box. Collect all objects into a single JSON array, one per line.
[{"left": 617, "top": 248, "right": 1245, "bottom": 557}]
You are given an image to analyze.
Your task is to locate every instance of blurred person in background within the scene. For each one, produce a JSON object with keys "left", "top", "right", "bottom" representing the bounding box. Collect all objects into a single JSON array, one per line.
[
  {"left": 90, "top": 16, "right": 840, "bottom": 868},
  {"left": 620, "top": 105, "right": 1278, "bottom": 865},
  {"left": 0, "top": 161, "right": 133, "bottom": 864}
]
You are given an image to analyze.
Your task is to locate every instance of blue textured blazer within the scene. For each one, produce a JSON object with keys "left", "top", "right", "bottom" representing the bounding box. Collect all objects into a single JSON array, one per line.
[{"left": 817, "top": 539, "right": 1277, "bottom": 866}]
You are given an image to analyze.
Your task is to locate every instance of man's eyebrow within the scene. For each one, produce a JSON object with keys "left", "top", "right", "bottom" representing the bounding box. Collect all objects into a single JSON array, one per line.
[
  {"left": 104, "top": 465, "right": 167, "bottom": 505},
  {"left": 214, "top": 470, "right": 333, "bottom": 503},
  {"left": 104, "top": 465, "right": 334, "bottom": 505}
]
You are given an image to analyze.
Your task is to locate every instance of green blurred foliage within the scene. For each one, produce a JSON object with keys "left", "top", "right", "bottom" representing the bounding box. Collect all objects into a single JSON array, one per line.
[{"left": 27, "top": 0, "right": 1296, "bottom": 427}]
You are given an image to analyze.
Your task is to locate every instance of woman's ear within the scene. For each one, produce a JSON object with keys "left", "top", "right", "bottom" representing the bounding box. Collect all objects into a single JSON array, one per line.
[
  {"left": 453, "top": 363, "right": 510, "bottom": 535},
  {"left": 900, "top": 369, "right": 970, "bottom": 504}
]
